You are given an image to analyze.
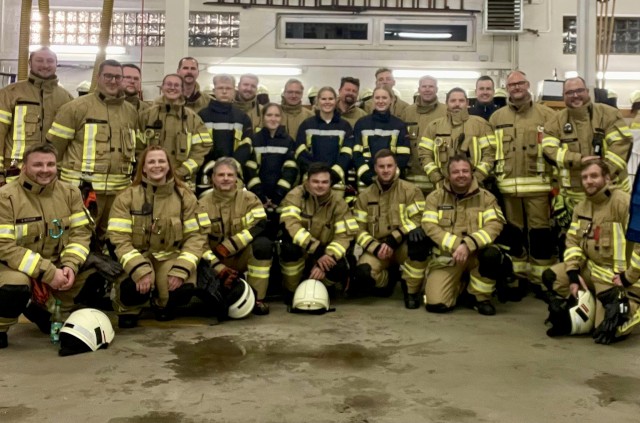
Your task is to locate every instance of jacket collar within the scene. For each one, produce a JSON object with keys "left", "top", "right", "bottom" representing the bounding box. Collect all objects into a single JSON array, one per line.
[
  {"left": 141, "top": 177, "right": 176, "bottom": 197},
  {"left": 373, "top": 174, "right": 399, "bottom": 192},
  {"left": 448, "top": 108, "right": 470, "bottom": 126},
  {"left": 415, "top": 98, "right": 441, "bottom": 113},
  {"left": 95, "top": 90, "right": 126, "bottom": 105},
  {"left": 507, "top": 95, "right": 533, "bottom": 113},
  {"left": 281, "top": 101, "right": 303, "bottom": 114},
  {"left": 567, "top": 102, "right": 592, "bottom": 121},
  {"left": 588, "top": 184, "right": 613, "bottom": 205},
  {"left": 28, "top": 73, "right": 60, "bottom": 91},
  {"left": 315, "top": 109, "right": 341, "bottom": 124},
  {"left": 443, "top": 177, "right": 480, "bottom": 199},
  {"left": 372, "top": 109, "right": 391, "bottom": 122},
  {"left": 18, "top": 172, "right": 57, "bottom": 195}
]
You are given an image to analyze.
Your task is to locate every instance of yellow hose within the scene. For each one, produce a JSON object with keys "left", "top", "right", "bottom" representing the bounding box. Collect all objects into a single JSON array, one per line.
[
  {"left": 17, "top": 0, "right": 33, "bottom": 81},
  {"left": 39, "top": 0, "right": 51, "bottom": 47},
  {"left": 90, "top": 0, "right": 115, "bottom": 91}
]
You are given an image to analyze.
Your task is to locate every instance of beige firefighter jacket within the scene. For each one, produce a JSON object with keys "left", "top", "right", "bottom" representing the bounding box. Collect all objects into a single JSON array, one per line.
[
  {"left": 184, "top": 82, "right": 211, "bottom": 113},
  {"left": 200, "top": 187, "right": 267, "bottom": 273},
  {"left": 489, "top": 98, "right": 557, "bottom": 196},
  {"left": 107, "top": 178, "right": 207, "bottom": 282},
  {"left": 0, "top": 73, "right": 73, "bottom": 174},
  {"left": 542, "top": 101, "right": 632, "bottom": 192},
  {"left": 0, "top": 173, "right": 92, "bottom": 284},
  {"left": 138, "top": 97, "right": 213, "bottom": 182},
  {"left": 125, "top": 95, "right": 150, "bottom": 112},
  {"left": 280, "top": 184, "right": 358, "bottom": 261},
  {"left": 47, "top": 90, "right": 139, "bottom": 194},
  {"left": 234, "top": 97, "right": 262, "bottom": 132},
  {"left": 337, "top": 103, "right": 366, "bottom": 128},
  {"left": 422, "top": 178, "right": 505, "bottom": 255},
  {"left": 419, "top": 109, "right": 496, "bottom": 185},
  {"left": 281, "top": 102, "right": 314, "bottom": 140},
  {"left": 353, "top": 176, "right": 425, "bottom": 255},
  {"left": 363, "top": 96, "right": 409, "bottom": 118},
  {"left": 563, "top": 185, "right": 631, "bottom": 286}
]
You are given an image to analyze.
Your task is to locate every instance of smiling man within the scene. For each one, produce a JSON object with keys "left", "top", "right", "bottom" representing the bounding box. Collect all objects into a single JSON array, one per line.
[
  {"left": 0, "top": 143, "right": 92, "bottom": 348},
  {"left": 542, "top": 76, "right": 632, "bottom": 210},
  {"left": 469, "top": 75, "right": 499, "bottom": 121},
  {"left": 0, "top": 47, "right": 73, "bottom": 185},
  {"left": 234, "top": 73, "right": 262, "bottom": 132}
]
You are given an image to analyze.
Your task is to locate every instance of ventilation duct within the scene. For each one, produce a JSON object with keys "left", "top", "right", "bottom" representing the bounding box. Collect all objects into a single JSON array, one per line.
[{"left": 484, "top": 0, "right": 523, "bottom": 34}]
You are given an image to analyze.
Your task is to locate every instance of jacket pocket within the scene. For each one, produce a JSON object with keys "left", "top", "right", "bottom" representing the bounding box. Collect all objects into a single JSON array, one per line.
[
  {"left": 131, "top": 215, "right": 149, "bottom": 249},
  {"left": 175, "top": 132, "right": 190, "bottom": 162}
]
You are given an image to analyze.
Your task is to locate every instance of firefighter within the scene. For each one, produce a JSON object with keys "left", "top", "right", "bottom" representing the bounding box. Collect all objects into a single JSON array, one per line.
[
  {"left": 0, "top": 47, "right": 73, "bottom": 185},
  {"left": 418, "top": 87, "right": 495, "bottom": 189},
  {"left": 362, "top": 68, "right": 409, "bottom": 118},
  {"left": 352, "top": 149, "right": 429, "bottom": 309},
  {"left": 489, "top": 70, "right": 557, "bottom": 298},
  {"left": 542, "top": 76, "right": 632, "bottom": 212},
  {"left": 0, "top": 144, "right": 92, "bottom": 348},
  {"left": 279, "top": 162, "right": 358, "bottom": 304},
  {"left": 421, "top": 154, "right": 506, "bottom": 315},
  {"left": 122, "top": 63, "right": 149, "bottom": 112},
  {"left": 196, "top": 74, "right": 252, "bottom": 195},
  {"left": 47, "top": 59, "right": 139, "bottom": 248},
  {"left": 108, "top": 146, "right": 207, "bottom": 328},
  {"left": 353, "top": 86, "right": 410, "bottom": 187},
  {"left": 281, "top": 78, "right": 314, "bottom": 140},
  {"left": 138, "top": 73, "right": 212, "bottom": 188},
  {"left": 543, "top": 160, "right": 638, "bottom": 344},
  {"left": 235, "top": 73, "right": 262, "bottom": 132},
  {"left": 336, "top": 76, "right": 367, "bottom": 128},
  {"left": 200, "top": 157, "right": 273, "bottom": 315},
  {"left": 177, "top": 57, "right": 210, "bottom": 113},
  {"left": 399, "top": 75, "right": 447, "bottom": 194},
  {"left": 244, "top": 103, "right": 298, "bottom": 240},
  {"left": 295, "top": 86, "right": 354, "bottom": 186},
  {"left": 468, "top": 76, "right": 500, "bottom": 121}
]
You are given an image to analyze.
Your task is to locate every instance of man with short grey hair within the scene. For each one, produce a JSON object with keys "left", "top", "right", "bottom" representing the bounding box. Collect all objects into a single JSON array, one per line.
[{"left": 235, "top": 73, "right": 262, "bottom": 132}]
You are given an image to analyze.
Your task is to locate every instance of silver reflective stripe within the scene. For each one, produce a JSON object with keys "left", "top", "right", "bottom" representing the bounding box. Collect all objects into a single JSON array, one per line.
[
  {"left": 254, "top": 146, "right": 290, "bottom": 155},
  {"left": 361, "top": 129, "right": 400, "bottom": 137},
  {"left": 205, "top": 122, "right": 244, "bottom": 131},
  {"left": 305, "top": 129, "right": 346, "bottom": 137}
]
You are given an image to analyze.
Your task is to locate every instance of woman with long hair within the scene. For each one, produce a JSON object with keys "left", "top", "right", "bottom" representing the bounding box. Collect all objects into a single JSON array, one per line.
[{"left": 108, "top": 145, "right": 208, "bottom": 328}]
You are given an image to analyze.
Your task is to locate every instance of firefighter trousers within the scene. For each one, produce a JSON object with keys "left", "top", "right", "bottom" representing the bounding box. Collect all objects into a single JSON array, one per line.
[{"left": 357, "top": 242, "right": 426, "bottom": 294}]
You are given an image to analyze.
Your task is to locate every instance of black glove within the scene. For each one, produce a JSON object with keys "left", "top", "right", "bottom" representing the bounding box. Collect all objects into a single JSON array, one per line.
[
  {"left": 384, "top": 234, "right": 401, "bottom": 250},
  {"left": 83, "top": 252, "right": 123, "bottom": 282},
  {"left": 593, "top": 286, "right": 630, "bottom": 344},
  {"left": 408, "top": 228, "right": 426, "bottom": 243}
]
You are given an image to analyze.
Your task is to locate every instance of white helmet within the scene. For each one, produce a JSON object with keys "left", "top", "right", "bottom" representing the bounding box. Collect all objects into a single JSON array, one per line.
[
  {"left": 292, "top": 279, "right": 330, "bottom": 312},
  {"left": 228, "top": 278, "right": 255, "bottom": 319},
  {"left": 59, "top": 308, "right": 114, "bottom": 356},
  {"left": 569, "top": 289, "right": 596, "bottom": 335}
]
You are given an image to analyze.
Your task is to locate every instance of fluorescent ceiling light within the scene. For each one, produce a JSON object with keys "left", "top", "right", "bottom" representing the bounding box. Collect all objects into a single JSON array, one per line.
[
  {"left": 564, "top": 70, "right": 640, "bottom": 81},
  {"left": 393, "top": 70, "right": 481, "bottom": 79},
  {"left": 207, "top": 66, "right": 302, "bottom": 76},
  {"left": 30, "top": 45, "right": 127, "bottom": 55},
  {"left": 397, "top": 32, "right": 452, "bottom": 40}
]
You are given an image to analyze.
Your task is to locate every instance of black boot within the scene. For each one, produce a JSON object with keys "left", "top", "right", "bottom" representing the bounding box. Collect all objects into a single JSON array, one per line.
[
  {"left": 404, "top": 292, "right": 421, "bottom": 310},
  {"left": 22, "top": 302, "right": 51, "bottom": 334},
  {"left": 118, "top": 314, "right": 139, "bottom": 329},
  {"left": 0, "top": 332, "right": 7, "bottom": 348}
]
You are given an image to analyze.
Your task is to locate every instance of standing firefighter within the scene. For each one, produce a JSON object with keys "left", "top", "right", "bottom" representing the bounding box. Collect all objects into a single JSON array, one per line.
[
  {"left": 489, "top": 70, "right": 557, "bottom": 298},
  {"left": 352, "top": 149, "right": 429, "bottom": 309},
  {"left": 0, "top": 47, "right": 73, "bottom": 185},
  {"left": 0, "top": 144, "right": 92, "bottom": 348},
  {"left": 47, "top": 59, "right": 138, "bottom": 247}
]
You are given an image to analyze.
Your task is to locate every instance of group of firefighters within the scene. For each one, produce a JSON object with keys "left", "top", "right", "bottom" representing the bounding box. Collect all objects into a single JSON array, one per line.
[{"left": 0, "top": 46, "right": 639, "bottom": 350}]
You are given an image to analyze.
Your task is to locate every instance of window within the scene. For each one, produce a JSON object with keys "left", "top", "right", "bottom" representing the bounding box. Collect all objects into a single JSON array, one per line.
[
  {"left": 30, "top": 10, "right": 240, "bottom": 48},
  {"left": 564, "top": 16, "right": 640, "bottom": 55},
  {"left": 379, "top": 17, "right": 474, "bottom": 50},
  {"left": 278, "top": 16, "right": 372, "bottom": 46}
]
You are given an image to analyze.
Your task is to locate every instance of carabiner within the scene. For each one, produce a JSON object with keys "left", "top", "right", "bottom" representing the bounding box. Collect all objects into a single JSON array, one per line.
[{"left": 49, "top": 219, "right": 64, "bottom": 239}]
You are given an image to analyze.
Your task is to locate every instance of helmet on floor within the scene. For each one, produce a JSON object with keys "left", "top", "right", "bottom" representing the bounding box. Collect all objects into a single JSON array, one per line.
[
  {"left": 59, "top": 308, "right": 114, "bottom": 356},
  {"left": 292, "top": 279, "right": 330, "bottom": 313},
  {"left": 227, "top": 278, "right": 255, "bottom": 319},
  {"left": 568, "top": 289, "right": 596, "bottom": 335}
]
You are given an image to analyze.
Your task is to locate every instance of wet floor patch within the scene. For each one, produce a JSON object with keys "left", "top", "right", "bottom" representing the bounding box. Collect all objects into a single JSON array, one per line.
[
  {"left": 436, "top": 405, "right": 479, "bottom": 421},
  {"left": 167, "top": 336, "right": 387, "bottom": 380},
  {"left": 0, "top": 405, "right": 37, "bottom": 422},
  {"left": 586, "top": 372, "right": 640, "bottom": 407},
  {"left": 108, "top": 411, "right": 191, "bottom": 423}
]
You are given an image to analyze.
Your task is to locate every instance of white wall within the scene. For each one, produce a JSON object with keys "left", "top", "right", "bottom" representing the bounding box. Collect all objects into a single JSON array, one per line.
[{"left": 1, "top": 0, "right": 639, "bottom": 106}]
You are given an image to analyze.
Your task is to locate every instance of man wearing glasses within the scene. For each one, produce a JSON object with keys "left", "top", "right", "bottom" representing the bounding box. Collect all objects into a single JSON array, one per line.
[
  {"left": 280, "top": 78, "right": 313, "bottom": 140},
  {"left": 47, "top": 59, "right": 139, "bottom": 248},
  {"left": 489, "top": 70, "right": 557, "bottom": 300},
  {"left": 542, "top": 76, "right": 632, "bottom": 209},
  {"left": 122, "top": 63, "right": 149, "bottom": 112}
]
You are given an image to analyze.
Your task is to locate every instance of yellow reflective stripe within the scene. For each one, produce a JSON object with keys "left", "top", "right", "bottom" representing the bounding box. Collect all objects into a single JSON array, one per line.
[
  {"left": 61, "top": 243, "right": 90, "bottom": 260},
  {"left": 340, "top": 146, "right": 352, "bottom": 155},
  {"left": 277, "top": 179, "right": 291, "bottom": 190},
  {"left": 283, "top": 159, "right": 297, "bottom": 168},
  {"left": 563, "top": 246, "right": 585, "bottom": 262},
  {"left": 0, "top": 225, "right": 16, "bottom": 239},
  {"left": 422, "top": 211, "right": 438, "bottom": 224},
  {"left": 605, "top": 150, "right": 627, "bottom": 170},
  {"left": 247, "top": 264, "right": 270, "bottom": 279},
  {"left": 496, "top": 176, "right": 552, "bottom": 194},
  {"left": 356, "top": 232, "right": 375, "bottom": 248},
  {"left": 121, "top": 249, "right": 143, "bottom": 267},
  {"left": 482, "top": 209, "right": 498, "bottom": 223},
  {"left": 15, "top": 223, "right": 27, "bottom": 241},
  {"left": 334, "top": 221, "right": 347, "bottom": 234},
  {"left": 399, "top": 203, "right": 417, "bottom": 232},
  {"left": 293, "top": 227, "right": 311, "bottom": 246},
  {"left": 197, "top": 212, "right": 211, "bottom": 228},
  {"left": 346, "top": 218, "right": 359, "bottom": 232},
  {"left": 630, "top": 251, "right": 640, "bottom": 272},
  {"left": 178, "top": 251, "right": 199, "bottom": 267},
  {"left": 556, "top": 147, "right": 568, "bottom": 168},
  {"left": 280, "top": 205, "right": 301, "bottom": 220},
  {"left": 247, "top": 177, "right": 261, "bottom": 190},
  {"left": 475, "top": 162, "right": 490, "bottom": 176},
  {"left": 236, "top": 229, "right": 253, "bottom": 247},
  {"left": 203, "top": 250, "right": 218, "bottom": 262},
  {"left": 281, "top": 260, "right": 305, "bottom": 276},
  {"left": 18, "top": 250, "right": 41, "bottom": 276},
  {"left": 69, "top": 211, "right": 90, "bottom": 228},
  {"left": 396, "top": 146, "right": 410, "bottom": 155},
  {"left": 419, "top": 137, "right": 435, "bottom": 150},
  {"left": 567, "top": 221, "right": 580, "bottom": 236},
  {"left": 107, "top": 218, "right": 132, "bottom": 233},
  {"left": 402, "top": 261, "right": 424, "bottom": 279},
  {"left": 49, "top": 122, "right": 75, "bottom": 139},
  {"left": 81, "top": 124, "right": 97, "bottom": 173},
  {"left": 406, "top": 202, "right": 421, "bottom": 218},
  {"left": 587, "top": 260, "right": 615, "bottom": 284},
  {"left": 183, "top": 218, "right": 199, "bottom": 234},
  {"left": 0, "top": 109, "right": 12, "bottom": 124},
  {"left": 617, "top": 309, "right": 640, "bottom": 337},
  {"left": 612, "top": 222, "right": 627, "bottom": 273},
  {"left": 530, "top": 264, "right": 546, "bottom": 283},
  {"left": 473, "top": 229, "right": 492, "bottom": 247},
  {"left": 243, "top": 207, "right": 267, "bottom": 226},
  {"left": 12, "top": 105, "right": 27, "bottom": 146},
  {"left": 494, "top": 129, "right": 505, "bottom": 174},
  {"left": 331, "top": 164, "right": 345, "bottom": 181},
  {"left": 326, "top": 241, "right": 346, "bottom": 259},
  {"left": 605, "top": 126, "right": 631, "bottom": 143},
  {"left": 60, "top": 169, "right": 132, "bottom": 191},
  {"left": 541, "top": 136, "right": 560, "bottom": 149},
  {"left": 357, "top": 164, "right": 369, "bottom": 178},
  {"left": 182, "top": 158, "right": 198, "bottom": 174},
  {"left": 470, "top": 274, "right": 494, "bottom": 294},
  {"left": 151, "top": 251, "right": 176, "bottom": 260},
  {"left": 295, "top": 144, "right": 307, "bottom": 159},
  {"left": 442, "top": 233, "right": 457, "bottom": 252},
  {"left": 353, "top": 208, "right": 368, "bottom": 223}
]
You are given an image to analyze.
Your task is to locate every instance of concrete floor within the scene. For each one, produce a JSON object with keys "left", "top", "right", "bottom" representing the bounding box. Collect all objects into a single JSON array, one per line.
[{"left": 1, "top": 293, "right": 639, "bottom": 423}]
